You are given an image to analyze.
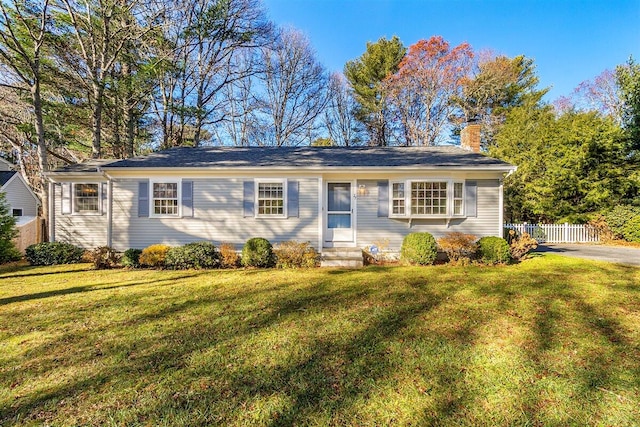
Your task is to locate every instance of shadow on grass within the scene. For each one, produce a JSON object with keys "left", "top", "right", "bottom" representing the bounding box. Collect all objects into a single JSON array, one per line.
[
  {"left": 0, "top": 271, "right": 213, "bottom": 306},
  {"left": 1, "top": 259, "right": 639, "bottom": 425},
  {"left": 0, "top": 266, "right": 95, "bottom": 279}
]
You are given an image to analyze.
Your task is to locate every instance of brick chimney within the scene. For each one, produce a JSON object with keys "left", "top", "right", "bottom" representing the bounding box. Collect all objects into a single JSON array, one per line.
[{"left": 460, "top": 122, "right": 481, "bottom": 153}]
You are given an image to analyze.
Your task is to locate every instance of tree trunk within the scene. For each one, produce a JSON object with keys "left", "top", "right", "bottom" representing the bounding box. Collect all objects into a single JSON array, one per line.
[
  {"left": 32, "top": 78, "right": 48, "bottom": 220},
  {"left": 91, "top": 83, "right": 104, "bottom": 158},
  {"left": 122, "top": 62, "right": 135, "bottom": 158}
]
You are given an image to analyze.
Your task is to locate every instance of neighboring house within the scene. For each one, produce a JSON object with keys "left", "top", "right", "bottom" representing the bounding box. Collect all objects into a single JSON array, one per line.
[
  {"left": 0, "top": 158, "right": 40, "bottom": 220},
  {"left": 45, "top": 127, "right": 516, "bottom": 255}
]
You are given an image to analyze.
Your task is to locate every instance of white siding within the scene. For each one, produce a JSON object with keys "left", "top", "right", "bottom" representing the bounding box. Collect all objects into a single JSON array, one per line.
[
  {"left": 356, "top": 179, "right": 500, "bottom": 251},
  {"left": 53, "top": 183, "right": 108, "bottom": 248},
  {"left": 2, "top": 177, "right": 38, "bottom": 217},
  {"left": 111, "top": 177, "right": 319, "bottom": 251}
]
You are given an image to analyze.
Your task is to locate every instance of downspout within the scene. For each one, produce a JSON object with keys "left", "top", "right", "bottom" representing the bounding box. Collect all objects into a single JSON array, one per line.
[
  {"left": 498, "top": 177, "right": 504, "bottom": 237},
  {"left": 499, "top": 168, "right": 516, "bottom": 237},
  {"left": 48, "top": 180, "right": 55, "bottom": 242},
  {"left": 318, "top": 176, "right": 323, "bottom": 252},
  {"left": 100, "top": 169, "right": 113, "bottom": 248}
]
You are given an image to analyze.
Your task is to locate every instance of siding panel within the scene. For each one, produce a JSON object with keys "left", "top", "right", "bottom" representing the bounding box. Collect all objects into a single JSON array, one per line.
[
  {"left": 112, "top": 178, "right": 319, "bottom": 250},
  {"left": 356, "top": 179, "right": 500, "bottom": 250},
  {"left": 53, "top": 183, "right": 107, "bottom": 248}
]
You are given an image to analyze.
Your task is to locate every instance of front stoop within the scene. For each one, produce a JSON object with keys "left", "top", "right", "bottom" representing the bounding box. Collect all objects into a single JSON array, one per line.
[{"left": 320, "top": 248, "right": 364, "bottom": 268}]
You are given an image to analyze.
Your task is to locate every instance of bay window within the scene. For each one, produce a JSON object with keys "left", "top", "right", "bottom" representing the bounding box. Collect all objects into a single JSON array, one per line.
[{"left": 389, "top": 180, "right": 465, "bottom": 218}]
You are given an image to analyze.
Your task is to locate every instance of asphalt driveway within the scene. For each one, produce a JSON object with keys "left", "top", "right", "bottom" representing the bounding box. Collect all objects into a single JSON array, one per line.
[{"left": 535, "top": 244, "right": 640, "bottom": 266}]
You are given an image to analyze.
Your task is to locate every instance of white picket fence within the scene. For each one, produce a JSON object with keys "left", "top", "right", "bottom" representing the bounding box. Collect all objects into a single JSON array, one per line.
[{"left": 504, "top": 223, "right": 600, "bottom": 243}]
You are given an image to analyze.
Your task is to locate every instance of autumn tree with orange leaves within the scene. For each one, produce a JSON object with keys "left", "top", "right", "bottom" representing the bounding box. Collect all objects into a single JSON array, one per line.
[{"left": 384, "top": 36, "right": 473, "bottom": 146}]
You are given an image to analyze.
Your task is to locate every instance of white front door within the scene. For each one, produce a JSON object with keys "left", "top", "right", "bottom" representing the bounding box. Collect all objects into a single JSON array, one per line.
[{"left": 324, "top": 182, "right": 354, "bottom": 246}]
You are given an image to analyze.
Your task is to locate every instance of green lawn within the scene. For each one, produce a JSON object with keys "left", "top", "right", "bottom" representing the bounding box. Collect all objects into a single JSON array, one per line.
[{"left": 1, "top": 255, "right": 639, "bottom": 426}]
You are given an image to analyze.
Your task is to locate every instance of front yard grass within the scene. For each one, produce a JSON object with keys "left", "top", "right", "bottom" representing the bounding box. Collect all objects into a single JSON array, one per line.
[{"left": 1, "top": 254, "right": 639, "bottom": 426}]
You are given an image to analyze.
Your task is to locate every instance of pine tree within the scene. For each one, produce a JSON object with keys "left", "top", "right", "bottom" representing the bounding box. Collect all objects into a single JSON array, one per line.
[
  {"left": 0, "top": 192, "right": 21, "bottom": 263},
  {"left": 344, "top": 36, "right": 406, "bottom": 146}
]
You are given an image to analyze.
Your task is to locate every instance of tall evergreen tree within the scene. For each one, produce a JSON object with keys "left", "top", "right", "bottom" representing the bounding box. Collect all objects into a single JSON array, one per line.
[
  {"left": 492, "top": 104, "right": 637, "bottom": 222},
  {"left": 344, "top": 36, "right": 405, "bottom": 146},
  {"left": 616, "top": 57, "right": 640, "bottom": 155},
  {"left": 0, "top": 191, "right": 20, "bottom": 263}
]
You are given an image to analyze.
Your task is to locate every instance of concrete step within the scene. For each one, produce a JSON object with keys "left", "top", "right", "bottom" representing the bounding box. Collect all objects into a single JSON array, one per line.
[
  {"left": 320, "top": 248, "right": 364, "bottom": 268},
  {"left": 322, "top": 248, "right": 363, "bottom": 257},
  {"left": 320, "top": 258, "right": 364, "bottom": 268}
]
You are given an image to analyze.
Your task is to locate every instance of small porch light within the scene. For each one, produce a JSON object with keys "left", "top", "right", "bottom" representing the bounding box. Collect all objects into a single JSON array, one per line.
[{"left": 357, "top": 184, "right": 368, "bottom": 196}]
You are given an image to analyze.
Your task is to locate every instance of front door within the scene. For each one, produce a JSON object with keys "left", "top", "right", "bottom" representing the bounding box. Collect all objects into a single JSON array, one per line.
[{"left": 324, "top": 182, "right": 354, "bottom": 246}]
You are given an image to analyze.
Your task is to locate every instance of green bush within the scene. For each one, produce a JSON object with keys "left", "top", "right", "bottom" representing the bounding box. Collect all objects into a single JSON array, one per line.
[
  {"left": 605, "top": 205, "right": 640, "bottom": 243},
  {"left": 0, "top": 192, "right": 20, "bottom": 264},
  {"left": 165, "top": 241, "right": 220, "bottom": 270},
  {"left": 274, "top": 241, "right": 318, "bottom": 268},
  {"left": 25, "top": 242, "right": 84, "bottom": 266},
  {"left": 400, "top": 232, "right": 438, "bottom": 265},
  {"left": 121, "top": 248, "right": 142, "bottom": 268},
  {"left": 87, "top": 246, "right": 121, "bottom": 269},
  {"left": 139, "top": 244, "right": 170, "bottom": 268},
  {"left": 478, "top": 236, "right": 512, "bottom": 264},
  {"left": 241, "top": 237, "right": 275, "bottom": 268}
]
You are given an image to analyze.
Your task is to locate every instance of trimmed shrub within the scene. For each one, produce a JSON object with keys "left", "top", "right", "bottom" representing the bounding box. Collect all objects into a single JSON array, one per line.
[
  {"left": 165, "top": 241, "right": 220, "bottom": 270},
  {"left": 139, "top": 244, "right": 170, "bottom": 268},
  {"left": 604, "top": 205, "right": 640, "bottom": 243},
  {"left": 274, "top": 241, "right": 319, "bottom": 268},
  {"left": 509, "top": 232, "right": 538, "bottom": 261},
  {"left": 241, "top": 237, "right": 275, "bottom": 268},
  {"left": 25, "top": 242, "right": 84, "bottom": 266},
  {"left": 478, "top": 236, "right": 511, "bottom": 264},
  {"left": 219, "top": 243, "right": 240, "bottom": 269},
  {"left": 400, "top": 232, "right": 438, "bottom": 265},
  {"left": 437, "top": 232, "right": 478, "bottom": 264},
  {"left": 87, "top": 246, "right": 121, "bottom": 269},
  {"left": 121, "top": 248, "right": 142, "bottom": 268}
]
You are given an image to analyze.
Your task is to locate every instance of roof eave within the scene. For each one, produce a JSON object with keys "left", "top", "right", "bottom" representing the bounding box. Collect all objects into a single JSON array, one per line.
[{"left": 101, "top": 165, "right": 516, "bottom": 172}]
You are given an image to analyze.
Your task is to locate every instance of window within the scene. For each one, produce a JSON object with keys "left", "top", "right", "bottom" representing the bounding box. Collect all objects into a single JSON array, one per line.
[
  {"left": 391, "top": 182, "right": 405, "bottom": 215},
  {"left": 12, "top": 208, "right": 23, "bottom": 217},
  {"left": 453, "top": 182, "right": 464, "bottom": 215},
  {"left": 74, "top": 183, "right": 99, "bottom": 213},
  {"left": 388, "top": 180, "right": 466, "bottom": 217},
  {"left": 257, "top": 182, "right": 284, "bottom": 216},
  {"left": 411, "top": 181, "right": 447, "bottom": 215},
  {"left": 152, "top": 182, "right": 179, "bottom": 216}
]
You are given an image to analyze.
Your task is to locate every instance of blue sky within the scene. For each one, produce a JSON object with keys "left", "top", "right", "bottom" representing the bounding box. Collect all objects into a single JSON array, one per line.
[{"left": 262, "top": 0, "right": 640, "bottom": 102}]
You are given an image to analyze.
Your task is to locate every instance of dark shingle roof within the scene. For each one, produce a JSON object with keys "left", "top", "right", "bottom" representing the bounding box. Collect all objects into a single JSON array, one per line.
[
  {"left": 0, "top": 171, "right": 16, "bottom": 186},
  {"left": 100, "top": 146, "right": 514, "bottom": 170},
  {"left": 52, "top": 159, "right": 116, "bottom": 173}
]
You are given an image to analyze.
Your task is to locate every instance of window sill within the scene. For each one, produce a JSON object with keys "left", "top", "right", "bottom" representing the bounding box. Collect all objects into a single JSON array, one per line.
[
  {"left": 71, "top": 212, "right": 102, "bottom": 216},
  {"left": 389, "top": 215, "right": 468, "bottom": 220}
]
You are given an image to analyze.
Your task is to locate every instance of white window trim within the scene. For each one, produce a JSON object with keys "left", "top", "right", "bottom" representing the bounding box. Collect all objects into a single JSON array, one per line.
[
  {"left": 389, "top": 181, "right": 407, "bottom": 218},
  {"left": 255, "top": 178, "right": 287, "bottom": 218},
  {"left": 72, "top": 182, "right": 101, "bottom": 216},
  {"left": 149, "top": 178, "right": 182, "bottom": 218},
  {"left": 452, "top": 181, "right": 465, "bottom": 217},
  {"left": 388, "top": 179, "right": 466, "bottom": 219}
]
